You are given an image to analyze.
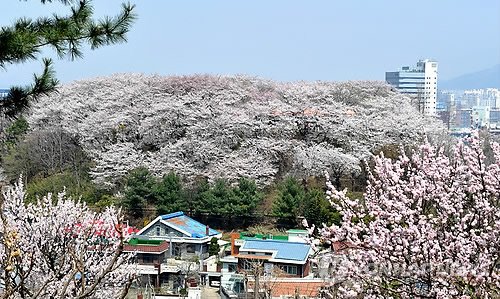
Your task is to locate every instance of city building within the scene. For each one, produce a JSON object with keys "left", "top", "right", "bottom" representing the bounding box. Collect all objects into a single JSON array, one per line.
[
  {"left": 453, "top": 109, "right": 472, "bottom": 129},
  {"left": 386, "top": 59, "right": 438, "bottom": 115},
  {"left": 461, "top": 90, "right": 482, "bottom": 108},
  {"left": 0, "top": 89, "right": 8, "bottom": 99},
  {"left": 490, "top": 109, "right": 500, "bottom": 128},
  {"left": 436, "top": 88, "right": 500, "bottom": 135},
  {"left": 472, "top": 106, "right": 491, "bottom": 128},
  {"left": 437, "top": 90, "right": 455, "bottom": 112},
  {"left": 460, "top": 88, "right": 500, "bottom": 109}
]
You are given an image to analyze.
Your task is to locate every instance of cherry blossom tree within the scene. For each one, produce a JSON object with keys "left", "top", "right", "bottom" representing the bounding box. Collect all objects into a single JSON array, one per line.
[
  {"left": 0, "top": 180, "right": 135, "bottom": 298},
  {"left": 316, "top": 133, "right": 500, "bottom": 298},
  {"left": 25, "top": 74, "right": 445, "bottom": 187}
]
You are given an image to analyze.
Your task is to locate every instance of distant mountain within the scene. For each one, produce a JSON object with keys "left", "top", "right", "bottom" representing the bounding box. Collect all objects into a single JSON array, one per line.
[{"left": 440, "top": 64, "right": 500, "bottom": 90}]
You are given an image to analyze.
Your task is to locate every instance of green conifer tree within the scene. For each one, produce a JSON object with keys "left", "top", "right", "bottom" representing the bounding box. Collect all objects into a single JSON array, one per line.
[
  {"left": 123, "top": 167, "right": 156, "bottom": 218},
  {"left": 0, "top": 0, "right": 136, "bottom": 118},
  {"left": 272, "top": 177, "right": 305, "bottom": 223},
  {"left": 155, "top": 172, "right": 187, "bottom": 215},
  {"left": 232, "top": 177, "right": 263, "bottom": 216},
  {"left": 302, "top": 188, "right": 341, "bottom": 228}
]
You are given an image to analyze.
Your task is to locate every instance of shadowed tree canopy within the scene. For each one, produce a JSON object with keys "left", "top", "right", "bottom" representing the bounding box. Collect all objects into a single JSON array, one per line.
[{"left": 0, "top": 0, "right": 136, "bottom": 118}]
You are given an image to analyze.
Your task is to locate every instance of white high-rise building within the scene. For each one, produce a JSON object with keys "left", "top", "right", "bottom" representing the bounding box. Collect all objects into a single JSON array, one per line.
[{"left": 386, "top": 59, "right": 438, "bottom": 115}]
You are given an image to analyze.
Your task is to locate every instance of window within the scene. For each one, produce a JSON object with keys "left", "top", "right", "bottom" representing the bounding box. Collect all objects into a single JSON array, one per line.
[
  {"left": 228, "top": 264, "right": 237, "bottom": 272},
  {"left": 279, "top": 265, "right": 298, "bottom": 275},
  {"left": 186, "top": 244, "right": 195, "bottom": 253},
  {"left": 156, "top": 226, "right": 161, "bottom": 236}
]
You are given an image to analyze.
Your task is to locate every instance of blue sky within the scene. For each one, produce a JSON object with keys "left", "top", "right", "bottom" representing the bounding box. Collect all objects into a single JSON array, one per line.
[{"left": 1, "top": 0, "right": 499, "bottom": 86}]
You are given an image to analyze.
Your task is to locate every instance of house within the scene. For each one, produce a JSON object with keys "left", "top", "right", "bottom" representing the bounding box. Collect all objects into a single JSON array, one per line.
[
  {"left": 124, "top": 238, "right": 183, "bottom": 290},
  {"left": 126, "top": 212, "right": 222, "bottom": 294},
  {"left": 219, "top": 231, "right": 326, "bottom": 299},
  {"left": 136, "top": 211, "right": 222, "bottom": 259},
  {"left": 199, "top": 239, "right": 230, "bottom": 288},
  {"left": 235, "top": 239, "right": 312, "bottom": 277},
  {"left": 223, "top": 231, "right": 311, "bottom": 278}
]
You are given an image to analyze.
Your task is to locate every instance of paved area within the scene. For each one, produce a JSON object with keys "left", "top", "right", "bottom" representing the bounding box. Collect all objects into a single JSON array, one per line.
[{"left": 201, "top": 286, "right": 221, "bottom": 299}]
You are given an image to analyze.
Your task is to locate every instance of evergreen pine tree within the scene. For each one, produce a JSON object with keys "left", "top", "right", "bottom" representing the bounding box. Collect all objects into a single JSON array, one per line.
[
  {"left": 272, "top": 177, "right": 305, "bottom": 223},
  {"left": 232, "top": 177, "right": 263, "bottom": 216},
  {"left": 198, "top": 179, "right": 236, "bottom": 216},
  {"left": 123, "top": 167, "right": 156, "bottom": 218},
  {"left": 155, "top": 172, "right": 186, "bottom": 215},
  {"left": 302, "top": 188, "right": 341, "bottom": 228},
  {"left": 0, "top": 0, "right": 136, "bottom": 118}
]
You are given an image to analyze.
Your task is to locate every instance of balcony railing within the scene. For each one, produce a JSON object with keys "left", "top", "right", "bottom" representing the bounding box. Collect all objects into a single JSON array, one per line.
[{"left": 135, "top": 258, "right": 201, "bottom": 275}]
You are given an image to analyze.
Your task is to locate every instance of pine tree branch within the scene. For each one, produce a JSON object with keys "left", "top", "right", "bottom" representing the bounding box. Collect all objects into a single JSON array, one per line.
[
  {"left": 0, "top": 58, "right": 58, "bottom": 118},
  {"left": 0, "top": 1, "right": 136, "bottom": 65},
  {"left": 0, "top": 0, "right": 136, "bottom": 118}
]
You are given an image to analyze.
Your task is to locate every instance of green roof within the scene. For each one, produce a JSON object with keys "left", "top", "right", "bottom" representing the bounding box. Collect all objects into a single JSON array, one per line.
[
  {"left": 239, "top": 232, "right": 288, "bottom": 241},
  {"left": 128, "top": 238, "right": 163, "bottom": 245}
]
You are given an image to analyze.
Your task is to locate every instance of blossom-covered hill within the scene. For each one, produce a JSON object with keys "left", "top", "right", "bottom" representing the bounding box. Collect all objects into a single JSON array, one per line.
[{"left": 27, "top": 74, "right": 444, "bottom": 186}]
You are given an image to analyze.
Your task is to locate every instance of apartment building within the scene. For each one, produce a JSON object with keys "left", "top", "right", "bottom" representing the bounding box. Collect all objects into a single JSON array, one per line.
[{"left": 386, "top": 59, "right": 438, "bottom": 115}]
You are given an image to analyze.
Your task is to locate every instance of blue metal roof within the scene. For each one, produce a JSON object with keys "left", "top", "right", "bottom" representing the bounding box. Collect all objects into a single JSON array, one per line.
[
  {"left": 241, "top": 239, "right": 310, "bottom": 262},
  {"left": 161, "top": 212, "right": 220, "bottom": 238}
]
